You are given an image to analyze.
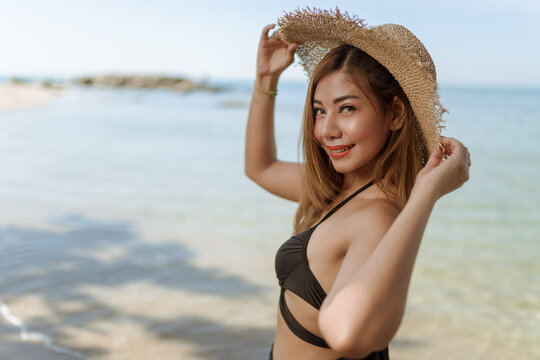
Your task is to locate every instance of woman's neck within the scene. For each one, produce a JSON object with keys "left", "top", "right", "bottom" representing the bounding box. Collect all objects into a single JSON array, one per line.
[{"left": 342, "top": 164, "right": 376, "bottom": 193}]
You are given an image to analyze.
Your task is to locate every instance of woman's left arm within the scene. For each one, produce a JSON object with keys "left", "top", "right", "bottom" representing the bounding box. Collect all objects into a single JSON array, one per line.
[{"left": 319, "top": 137, "right": 471, "bottom": 358}]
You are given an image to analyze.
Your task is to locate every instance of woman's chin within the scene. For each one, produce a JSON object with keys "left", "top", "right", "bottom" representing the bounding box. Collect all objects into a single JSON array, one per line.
[
  {"left": 331, "top": 162, "right": 355, "bottom": 174},
  {"left": 331, "top": 159, "right": 375, "bottom": 176}
]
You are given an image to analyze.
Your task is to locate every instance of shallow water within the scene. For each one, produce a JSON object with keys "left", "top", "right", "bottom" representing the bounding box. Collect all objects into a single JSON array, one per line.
[{"left": 0, "top": 82, "right": 539, "bottom": 359}]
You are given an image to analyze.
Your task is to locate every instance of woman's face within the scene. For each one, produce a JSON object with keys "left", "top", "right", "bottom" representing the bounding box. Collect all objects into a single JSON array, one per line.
[{"left": 313, "top": 70, "right": 391, "bottom": 175}]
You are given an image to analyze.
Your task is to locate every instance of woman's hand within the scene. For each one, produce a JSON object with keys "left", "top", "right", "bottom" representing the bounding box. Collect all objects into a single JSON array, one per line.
[
  {"left": 256, "top": 24, "right": 298, "bottom": 77},
  {"left": 413, "top": 136, "right": 471, "bottom": 201}
]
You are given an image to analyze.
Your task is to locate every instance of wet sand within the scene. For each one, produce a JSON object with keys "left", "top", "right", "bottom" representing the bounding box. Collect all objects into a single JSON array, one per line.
[
  {"left": 1, "top": 216, "right": 535, "bottom": 360},
  {"left": 0, "top": 217, "right": 278, "bottom": 360},
  {"left": 0, "top": 319, "right": 77, "bottom": 360},
  {"left": 1, "top": 82, "right": 69, "bottom": 360}
]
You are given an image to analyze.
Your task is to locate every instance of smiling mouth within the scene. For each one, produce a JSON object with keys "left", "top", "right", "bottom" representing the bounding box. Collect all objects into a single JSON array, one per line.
[{"left": 326, "top": 144, "right": 355, "bottom": 158}]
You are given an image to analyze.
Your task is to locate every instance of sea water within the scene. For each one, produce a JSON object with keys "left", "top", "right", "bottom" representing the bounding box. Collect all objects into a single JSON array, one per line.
[{"left": 0, "top": 81, "right": 538, "bottom": 359}]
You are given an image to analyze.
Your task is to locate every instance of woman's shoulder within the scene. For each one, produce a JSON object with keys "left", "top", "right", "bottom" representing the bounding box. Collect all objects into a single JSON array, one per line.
[
  {"left": 352, "top": 182, "right": 400, "bottom": 218},
  {"left": 356, "top": 196, "right": 399, "bottom": 227},
  {"left": 343, "top": 189, "right": 400, "bottom": 243}
]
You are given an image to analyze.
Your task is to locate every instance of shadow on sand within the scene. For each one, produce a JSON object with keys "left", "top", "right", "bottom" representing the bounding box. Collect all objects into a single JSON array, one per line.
[{"left": 0, "top": 214, "right": 273, "bottom": 359}]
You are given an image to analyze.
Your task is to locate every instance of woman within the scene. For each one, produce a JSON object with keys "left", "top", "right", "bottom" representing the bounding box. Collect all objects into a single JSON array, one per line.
[{"left": 245, "top": 8, "right": 470, "bottom": 360}]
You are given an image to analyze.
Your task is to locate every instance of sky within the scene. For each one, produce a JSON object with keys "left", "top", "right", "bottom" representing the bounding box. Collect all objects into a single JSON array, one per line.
[{"left": 1, "top": 0, "right": 539, "bottom": 87}]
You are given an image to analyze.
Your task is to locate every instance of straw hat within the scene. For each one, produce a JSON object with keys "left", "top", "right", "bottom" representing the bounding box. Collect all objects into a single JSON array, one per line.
[{"left": 277, "top": 7, "right": 446, "bottom": 156}]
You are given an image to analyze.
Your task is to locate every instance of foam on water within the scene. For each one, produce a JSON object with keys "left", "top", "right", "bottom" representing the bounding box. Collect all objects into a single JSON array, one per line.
[{"left": 1, "top": 300, "right": 88, "bottom": 359}]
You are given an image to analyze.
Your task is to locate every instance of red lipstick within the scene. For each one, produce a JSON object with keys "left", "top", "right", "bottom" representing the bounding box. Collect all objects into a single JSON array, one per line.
[{"left": 326, "top": 144, "right": 355, "bottom": 159}]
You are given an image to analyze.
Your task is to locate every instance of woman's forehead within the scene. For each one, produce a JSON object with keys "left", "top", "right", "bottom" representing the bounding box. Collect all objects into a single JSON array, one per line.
[{"left": 314, "top": 71, "right": 373, "bottom": 102}]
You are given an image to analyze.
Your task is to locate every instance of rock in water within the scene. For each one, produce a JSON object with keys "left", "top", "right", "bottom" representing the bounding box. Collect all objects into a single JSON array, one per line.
[{"left": 73, "top": 75, "right": 220, "bottom": 93}]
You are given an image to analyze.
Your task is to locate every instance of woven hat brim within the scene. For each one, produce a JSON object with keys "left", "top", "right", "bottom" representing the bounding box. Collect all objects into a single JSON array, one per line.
[{"left": 277, "top": 7, "right": 446, "bottom": 155}]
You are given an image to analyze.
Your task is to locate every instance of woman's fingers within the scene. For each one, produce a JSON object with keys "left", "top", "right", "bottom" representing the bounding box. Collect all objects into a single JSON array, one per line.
[
  {"left": 442, "top": 137, "right": 470, "bottom": 182},
  {"left": 261, "top": 24, "right": 276, "bottom": 40},
  {"left": 257, "top": 24, "right": 299, "bottom": 76},
  {"left": 425, "top": 141, "right": 445, "bottom": 169},
  {"left": 440, "top": 137, "right": 467, "bottom": 161},
  {"left": 463, "top": 146, "right": 471, "bottom": 166},
  {"left": 262, "top": 25, "right": 298, "bottom": 47},
  {"left": 286, "top": 42, "right": 299, "bottom": 59},
  {"left": 444, "top": 137, "right": 470, "bottom": 168},
  {"left": 287, "top": 41, "right": 299, "bottom": 51},
  {"left": 416, "top": 136, "right": 471, "bottom": 199},
  {"left": 439, "top": 136, "right": 457, "bottom": 155},
  {"left": 271, "top": 29, "right": 282, "bottom": 40}
]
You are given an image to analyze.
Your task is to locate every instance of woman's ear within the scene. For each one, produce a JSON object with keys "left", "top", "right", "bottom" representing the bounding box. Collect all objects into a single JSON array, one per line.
[{"left": 387, "top": 96, "right": 406, "bottom": 131}]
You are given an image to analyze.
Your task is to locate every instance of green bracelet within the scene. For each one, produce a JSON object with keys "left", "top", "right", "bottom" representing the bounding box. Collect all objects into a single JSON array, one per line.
[{"left": 254, "top": 83, "right": 278, "bottom": 98}]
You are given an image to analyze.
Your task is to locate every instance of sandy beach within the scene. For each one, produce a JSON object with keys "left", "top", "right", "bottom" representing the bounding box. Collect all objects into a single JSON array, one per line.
[
  {"left": 0, "top": 215, "right": 533, "bottom": 360},
  {"left": 1, "top": 82, "right": 65, "bottom": 360},
  {"left": 0, "top": 82, "right": 62, "bottom": 112},
  {"left": 1, "top": 84, "right": 538, "bottom": 360}
]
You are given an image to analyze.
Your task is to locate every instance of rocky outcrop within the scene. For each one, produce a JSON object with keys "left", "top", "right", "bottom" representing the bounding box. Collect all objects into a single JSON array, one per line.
[{"left": 73, "top": 75, "right": 220, "bottom": 93}]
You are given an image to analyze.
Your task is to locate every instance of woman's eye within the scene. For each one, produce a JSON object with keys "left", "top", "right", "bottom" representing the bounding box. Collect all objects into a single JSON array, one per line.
[
  {"left": 341, "top": 105, "right": 355, "bottom": 113},
  {"left": 314, "top": 108, "right": 325, "bottom": 115}
]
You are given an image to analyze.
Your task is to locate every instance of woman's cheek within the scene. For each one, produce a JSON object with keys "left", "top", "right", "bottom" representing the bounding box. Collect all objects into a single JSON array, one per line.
[
  {"left": 313, "top": 121, "right": 323, "bottom": 143},
  {"left": 352, "top": 121, "right": 387, "bottom": 144},
  {"left": 347, "top": 123, "right": 371, "bottom": 142}
]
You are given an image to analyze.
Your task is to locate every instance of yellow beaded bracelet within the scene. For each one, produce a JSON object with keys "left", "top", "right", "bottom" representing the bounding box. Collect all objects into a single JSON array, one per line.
[{"left": 253, "top": 83, "right": 278, "bottom": 98}]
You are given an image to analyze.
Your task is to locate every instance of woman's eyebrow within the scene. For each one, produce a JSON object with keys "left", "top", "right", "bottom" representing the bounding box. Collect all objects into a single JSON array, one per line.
[
  {"left": 333, "top": 94, "right": 360, "bottom": 103},
  {"left": 313, "top": 95, "right": 361, "bottom": 105}
]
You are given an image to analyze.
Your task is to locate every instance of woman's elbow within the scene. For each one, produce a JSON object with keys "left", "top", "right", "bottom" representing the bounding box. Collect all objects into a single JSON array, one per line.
[
  {"left": 244, "top": 162, "right": 259, "bottom": 182},
  {"left": 244, "top": 165, "right": 254, "bottom": 180},
  {"left": 326, "top": 329, "right": 390, "bottom": 359},
  {"left": 319, "top": 310, "right": 393, "bottom": 358},
  {"left": 324, "top": 330, "right": 383, "bottom": 359},
  {"left": 319, "top": 308, "right": 367, "bottom": 357},
  {"left": 244, "top": 159, "right": 267, "bottom": 183}
]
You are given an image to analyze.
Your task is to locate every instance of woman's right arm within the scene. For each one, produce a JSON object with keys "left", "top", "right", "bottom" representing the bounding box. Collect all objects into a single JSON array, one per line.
[{"left": 244, "top": 24, "right": 302, "bottom": 202}]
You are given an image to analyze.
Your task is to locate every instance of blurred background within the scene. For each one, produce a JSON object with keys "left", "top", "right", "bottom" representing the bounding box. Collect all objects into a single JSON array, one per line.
[{"left": 1, "top": 1, "right": 539, "bottom": 359}]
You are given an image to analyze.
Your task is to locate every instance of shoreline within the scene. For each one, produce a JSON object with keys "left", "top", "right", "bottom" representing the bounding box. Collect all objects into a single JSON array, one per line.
[
  {"left": 0, "top": 318, "right": 80, "bottom": 360},
  {"left": 0, "top": 82, "right": 63, "bottom": 112}
]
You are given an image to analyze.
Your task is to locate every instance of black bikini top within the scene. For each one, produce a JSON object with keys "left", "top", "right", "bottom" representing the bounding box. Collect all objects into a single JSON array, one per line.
[{"left": 274, "top": 180, "right": 375, "bottom": 348}]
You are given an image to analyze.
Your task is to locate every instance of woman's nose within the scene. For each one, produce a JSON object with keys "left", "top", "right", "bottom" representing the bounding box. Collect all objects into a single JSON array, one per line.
[{"left": 322, "top": 112, "right": 341, "bottom": 139}]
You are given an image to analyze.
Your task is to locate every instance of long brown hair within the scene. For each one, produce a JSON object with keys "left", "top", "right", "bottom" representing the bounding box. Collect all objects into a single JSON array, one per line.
[{"left": 293, "top": 45, "right": 428, "bottom": 234}]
